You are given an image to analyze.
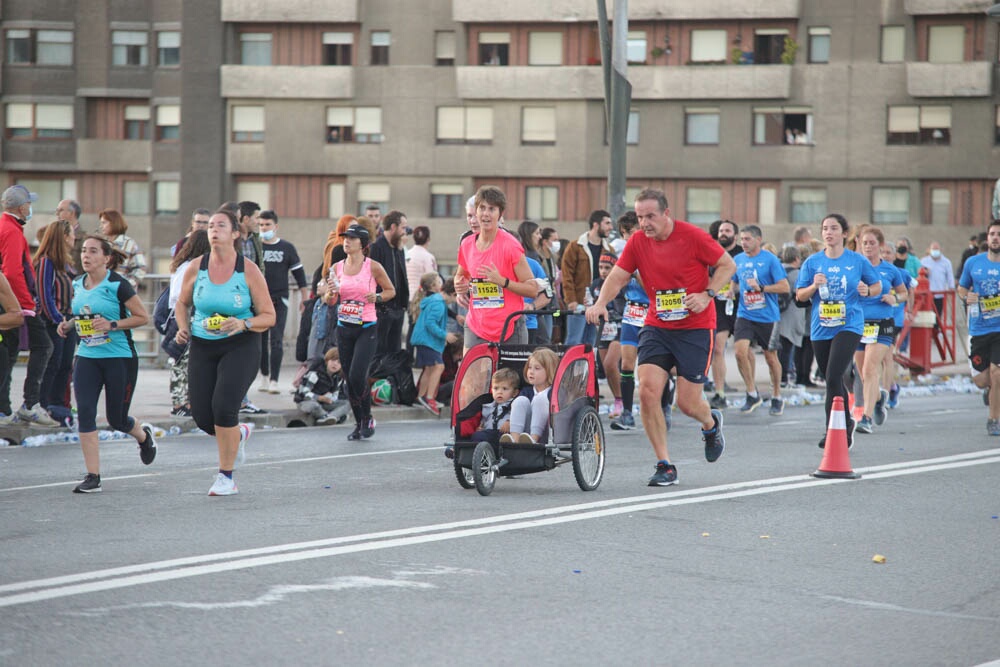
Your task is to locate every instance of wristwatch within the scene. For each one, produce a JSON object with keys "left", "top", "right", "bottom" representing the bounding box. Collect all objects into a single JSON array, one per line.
[
  {"left": 705, "top": 288, "right": 716, "bottom": 299},
  {"left": 110, "top": 321, "right": 118, "bottom": 330},
  {"left": 244, "top": 318, "right": 253, "bottom": 330}
]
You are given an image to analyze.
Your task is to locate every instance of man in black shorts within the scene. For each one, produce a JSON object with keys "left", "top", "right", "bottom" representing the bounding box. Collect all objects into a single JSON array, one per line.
[{"left": 707, "top": 220, "right": 742, "bottom": 409}]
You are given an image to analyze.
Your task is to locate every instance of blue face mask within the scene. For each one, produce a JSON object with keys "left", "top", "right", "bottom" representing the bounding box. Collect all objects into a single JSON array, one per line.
[
  {"left": 24, "top": 205, "right": 32, "bottom": 222},
  {"left": 930, "top": 249, "right": 941, "bottom": 259},
  {"left": 260, "top": 229, "right": 276, "bottom": 241}
]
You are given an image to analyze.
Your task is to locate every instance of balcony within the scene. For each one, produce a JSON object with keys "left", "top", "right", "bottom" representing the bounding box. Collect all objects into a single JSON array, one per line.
[
  {"left": 453, "top": 0, "right": 801, "bottom": 22},
  {"left": 906, "top": 62, "right": 992, "bottom": 97},
  {"left": 903, "top": 0, "right": 991, "bottom": 14},
  {"left": 456, "top": 64, "right": 791, "bottom": 100},
  {"left": 220, "top": 66, "right": 353, "bottom": 99},
  {"left": 76, "top": 139, "right": 151, "bottom": 173},
  {"left": 221, "top": 0, "right": 358, "bottom": 22}
]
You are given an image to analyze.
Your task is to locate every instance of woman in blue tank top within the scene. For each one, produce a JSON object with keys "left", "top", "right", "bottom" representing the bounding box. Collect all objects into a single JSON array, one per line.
[{"left": 174, "top": 209, "right": 275, "bottom": 497}]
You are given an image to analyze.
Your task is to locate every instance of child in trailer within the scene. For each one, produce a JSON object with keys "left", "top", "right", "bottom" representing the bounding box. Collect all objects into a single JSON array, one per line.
[
  {"left": 502, "top": 347, "right": 559, "bottom": 445},
  {"left": 471, "top": 367, "right": 520, "bottom": 445}
]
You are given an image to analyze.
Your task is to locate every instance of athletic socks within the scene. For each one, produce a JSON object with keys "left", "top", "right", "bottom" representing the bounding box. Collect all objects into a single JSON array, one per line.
[{"left": 621, "top": 371, "right": 635, "bottom": 413}]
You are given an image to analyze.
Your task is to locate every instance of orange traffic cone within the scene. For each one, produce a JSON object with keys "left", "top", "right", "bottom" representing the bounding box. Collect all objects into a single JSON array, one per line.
[{"left": 812, "top": 396, "right": 861, "bottom": 480}]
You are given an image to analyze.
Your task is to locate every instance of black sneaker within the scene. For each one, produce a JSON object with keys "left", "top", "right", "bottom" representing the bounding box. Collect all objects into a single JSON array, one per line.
[
  {"left": 708, "top": 393, "right": 727, "bottom": 409},
  {"left": 73, "top": 473, "right": 102, "bottom": 493},
  {"left": 239, "top": 402, "right": 267, "bottom": 414},
  {"left": 171, "top": 405, "right": 192, "bottom": 417},
  {"left": 347, "top": 424, "right": 363, "bottom": 441},
  {"left": 702, "top": 409, "right": 725, "bottom": 462},
  {"left": 138, "top": 425, "right": 156, "bottom": 465},
  {"left": 739, "top": 393, "right": 763, "bottom": 414},
  {"left": 873, "top": 390, "right": 889, "bottom": 426},
  {"left": 647, "top": 462, "right": 678, "bottom": 487},
  {"left": 360, "top": 416, "right": 376, "bottom": 439}
]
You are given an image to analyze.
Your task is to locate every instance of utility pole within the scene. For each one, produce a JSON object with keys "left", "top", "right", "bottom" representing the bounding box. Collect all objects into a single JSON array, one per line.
[{"left": 597, "top": 0, "right": 631, "bottom": 220}]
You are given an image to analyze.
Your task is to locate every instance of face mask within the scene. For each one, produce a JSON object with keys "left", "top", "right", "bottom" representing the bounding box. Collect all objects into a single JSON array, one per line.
[
  {"left": 896, "top": 245, "right": 907, "bottom": 254},
  {"left": 550, "top": 241, "right": 561, "bottom": 254},
  {"left": 260, "top": 230, "right": 275, "bottom": 241},
  {"left": 24, "top": 205, "right": 32, "bottom": 222},
  {"left": 930, "top": 249, "right": 941, "bottom": 259}
]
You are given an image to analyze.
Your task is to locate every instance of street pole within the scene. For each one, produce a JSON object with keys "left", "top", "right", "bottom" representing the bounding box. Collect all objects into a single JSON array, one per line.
[{"left": 597, "top": 0, "right": 631, "bottom": 220}]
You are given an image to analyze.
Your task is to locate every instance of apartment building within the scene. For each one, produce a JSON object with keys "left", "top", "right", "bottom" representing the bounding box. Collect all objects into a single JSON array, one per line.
[{"left": 2, "top": 0, "right": 999, "bottom": 273}]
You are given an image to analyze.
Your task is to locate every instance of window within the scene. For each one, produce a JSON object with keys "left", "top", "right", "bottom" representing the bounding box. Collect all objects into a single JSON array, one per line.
[
  {"left": 328, "top": 183, "right": 346, "bottom": 218},
  {"left": 927, "top": 25, "right": 964, "bottom": 63},
  {"left": 430, "top": 184, "right": 464, "bottom": 218},
  {"left": 929, "top": 188, "right": 951, "bottom": 225},
  {"left": 808, "top": 27, "right": 830, "bottom": 63},
  {"left": 232, "top": 105, "right": 265, "bottom": 143},
  {"left": 323, "top": 32, "right": 353, "bottom": 65},
  {"left": 370, "top": 31, "right": 390, "bottom": 65},
  {"left": 525, "top": 186, "right": 558, "bottom": 220},
  {"left": 357, "top": 183, "right": 389, "bottom": 216},
  {"left": 436, "top": 106, "right": 493, "bottom": 144},
  {"left": 686, "top": 188, "right": 722, "bottom": 224},
  {"left": 325, "top": 107, "right": 383, "bottom": 143},
  {"left": 5, "top": 29, "right": 73, "bottom": 65},
  {"left": 112, "top": 31, "right": 148, "bottom": 66},
  {"left": 479, "top": 32, "right": 509, "bottom": 66},
  {"left": 157, "top": 31, "right": 180, "bottom": 66},
  {"left": 886, "top": 105, "right": 950, "bottom": 145},
  {"left": 237, "top": 182, "right": 270, "bottom": 210},
  {"left": 690, "top": 29, "right": 726, "bottom": 63},
  {"left": 626, "top": 110, "right": 639, "bottom": 145},
  {"left": 521, "top": 107, "right": 556, "bottom": 144},
  {"left": 754, "top": 29, "right": 789, "bottom": 65},
  {"left": 435, "top": 31, "right": 456, "bottom": 66},
  {"left": 753, "top": 107, "right": 812, "bottom": 145},
  {"left": 528, "top": 32, "right": 562, "bottom": 66},
  {"left": 123, "top": 181, "right": 150, "bottom": 216},
  {"left": 881, "top": 26, "right": 905, "bottom": 63},
  {"left": 155, "top": 181, "right": 180, "bottom": 216},
  {"left": 5, "top": 103, "right": 73, "bottom": 139},
  {"left": 758, "top": 187, "right": 777, "bottom": 225},
  {"left": 685, "top": 107, "right": 719, "bottom": 145},
  {"left": 627, "top": 31, "right": 647, "bottom": 64},
  {"left": 872, "top": 187, "right": 910, "bottom": 224},
  {"left": 124, "top": 105, "right": 151, "bottom": 140},
  {"left": 156, "top": 104, "right": 180, "bottom": 141},
  {"left": 15, "top": 178, "right": 75, "bottom": 213},
  {"left": 790, "top": 188, "right": 826, "bottom": 224},
  {"left": 240, "top": 33, "right": 271, "bottom": 65}
]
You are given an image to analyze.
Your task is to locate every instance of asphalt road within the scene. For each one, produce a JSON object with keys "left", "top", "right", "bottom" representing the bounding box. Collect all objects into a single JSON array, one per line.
[{"left": 1, "top": 392, "right": 998, "bottom": 666}]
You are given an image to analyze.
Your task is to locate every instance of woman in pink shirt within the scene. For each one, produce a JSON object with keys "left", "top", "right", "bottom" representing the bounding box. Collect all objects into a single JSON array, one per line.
[{"left": 406, "top": 225, "right": 437, "bottom": 298}]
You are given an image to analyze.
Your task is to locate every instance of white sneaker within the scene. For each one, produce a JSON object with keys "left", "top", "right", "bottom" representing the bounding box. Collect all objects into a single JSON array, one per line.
[
  {"left": 235, "top": 423, "right": 253, "bottom": 468},
  {"left": 267, "top": 380, "right": 280, "bottom": 394},
  {"left": 258, "top": 376, "right": 269, "bottom": 392},
  {"left": 208, "top": 472, "right": 238, "bottom": 496},
  {"left": 17, "top": 404, "right": 59, "bottom": 427}
]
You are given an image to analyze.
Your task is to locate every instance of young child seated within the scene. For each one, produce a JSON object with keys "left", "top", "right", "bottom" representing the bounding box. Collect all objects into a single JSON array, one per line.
[
  {"left": 471, "top": 367, "right": 520, "bottom": 445},
  {"left": 501, "top": 347, "right": 559, "bottom": 445},
  {"left": 294, "top": 348, "right": 350, "bottom": 426}
]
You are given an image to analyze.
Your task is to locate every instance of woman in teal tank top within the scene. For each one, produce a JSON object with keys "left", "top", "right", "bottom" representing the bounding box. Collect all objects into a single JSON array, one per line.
[{"left": 174, "top": 210, "right": 275, "bottom": 497}]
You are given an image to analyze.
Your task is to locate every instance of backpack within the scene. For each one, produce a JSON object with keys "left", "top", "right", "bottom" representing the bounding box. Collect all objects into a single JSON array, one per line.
[
  {"left": 152, "top": 285, "right": 172, "bottom": 335},
  {"left": 370, "top": 350, "right": 417, "bottom": 406}
]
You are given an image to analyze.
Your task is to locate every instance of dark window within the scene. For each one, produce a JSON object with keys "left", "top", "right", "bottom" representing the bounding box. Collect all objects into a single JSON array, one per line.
[
  {"left": 324, "top": 44, "right": 352, "bottom": 65},
  {"left": 753, "top": 33, "right": 786, "bottom": 65},
  {"left": 479, "top": 43, "right": 509, "bottom": 66},
  {"left": 6, "top": 30, "right": 32, "bottom": 63},
  {"left": 371, "top": 31, "right": 389, "bottom": 65},
  {"left": 125, "top": 119, "right": 150, "bottom": 140},
  {"left": 431, "top": 193, "right": 463, "bottom": 218}
]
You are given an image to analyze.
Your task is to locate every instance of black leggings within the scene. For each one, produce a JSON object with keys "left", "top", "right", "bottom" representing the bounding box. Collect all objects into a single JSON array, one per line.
[
  {"left": 811, "top": 330, "right": 863, "bottom": 429},
  {"left": 338, "top": 323, "right": 377, "bottom": 426},
  {"left": 189, "top": 332, "right": 261, "bottom": 433},
  {"left": 73, "top": 356, "right": 138, "bottom": 433},
  {"left": 260, "top": 295, "right": 288, "bottom": 380}
]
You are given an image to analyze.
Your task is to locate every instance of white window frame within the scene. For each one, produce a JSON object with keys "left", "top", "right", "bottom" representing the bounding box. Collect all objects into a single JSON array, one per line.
[
  {"left": 871, "top": 187, "right": 910, "bottom": 225},
  {"left": 685, "top": 107, "right": 720, "bottom": 145},
  {"left": 112, "top": 30, "right": 149, "bottom": 66},
  {"left": 685, "top": 187, "right": 722, "bottom": 224},
  {"left": 525, "top": 186, "right": 558, "bottom": 221}
]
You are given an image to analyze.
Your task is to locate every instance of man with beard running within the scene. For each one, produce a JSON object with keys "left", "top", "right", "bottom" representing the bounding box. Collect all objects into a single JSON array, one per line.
[
  {"left": 707, "top": 219, "right": 743, "bottom": 409},
  {"left": 958, "top": 220, "right": 1000, "bottom": 436}
]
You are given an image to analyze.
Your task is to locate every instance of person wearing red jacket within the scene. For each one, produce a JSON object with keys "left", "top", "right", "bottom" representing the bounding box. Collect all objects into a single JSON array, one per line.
[{"left": 0, "top": 185, "right": 57, "bottom": 426}]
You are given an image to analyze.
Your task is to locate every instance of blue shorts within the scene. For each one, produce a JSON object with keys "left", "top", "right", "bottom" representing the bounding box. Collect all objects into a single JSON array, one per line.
[
  {"left": 415, "top": 344, "right": 443, "bottom": 368},
  {"left": 637, "top": 327, "right": 713, "bottom": 384},
  {"left": 620, "top": 322, "right": 641, "bottom": 347}
]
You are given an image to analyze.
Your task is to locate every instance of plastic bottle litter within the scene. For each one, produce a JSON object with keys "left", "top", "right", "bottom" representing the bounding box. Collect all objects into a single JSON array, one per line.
[
  {"left": 168, "top": 425, "right": 182, "bottom": 436},
  {"left": 818, "top": 283, "right": 829, "bottom": 299}
]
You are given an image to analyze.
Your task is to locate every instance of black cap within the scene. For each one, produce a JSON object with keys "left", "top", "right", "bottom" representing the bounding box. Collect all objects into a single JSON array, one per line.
[{"left": 343, "top": 223, "right": 370, "bottom": 246}]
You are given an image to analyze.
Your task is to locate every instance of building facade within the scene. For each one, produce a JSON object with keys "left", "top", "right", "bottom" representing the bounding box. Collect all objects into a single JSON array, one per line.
[{"left": 2, "top": 0, "right": 999, "bottom": 273}]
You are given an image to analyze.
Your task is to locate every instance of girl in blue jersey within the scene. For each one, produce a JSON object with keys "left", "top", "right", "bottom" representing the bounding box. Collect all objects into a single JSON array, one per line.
[
  {"left": 852, "top": 227, "right": 907, "bottom": 434},
  {"left": 795, "top": 214, "right": 881, "bottom": 448},
  {"left": 57, "top": 236, "right": 154, "bottom": 494},
  {"left": 174, "top": 210, "right": 275, "bottom": 496}
]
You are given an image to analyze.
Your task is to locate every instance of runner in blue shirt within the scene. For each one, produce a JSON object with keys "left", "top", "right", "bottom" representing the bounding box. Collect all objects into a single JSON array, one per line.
[
  {"left": 879, "top": 243, "right": 915, "bottom": 408},
  {"left": 795, "top": 214, "right": 881, "bottom": 449},
  {"left": 958, "top": 220, "right": 1000, "bottom": 435}
]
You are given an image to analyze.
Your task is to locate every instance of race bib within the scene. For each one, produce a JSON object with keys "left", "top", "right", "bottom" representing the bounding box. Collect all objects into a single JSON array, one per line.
[
  {"left": 655, "top": 289, "right": 688, "bottom": 322},
  {"left": 600, "top": 321, "right": 619, "bottom": 342},
  {"left": 981, "top": 294, "right": 1000, "bottom": 320},
  {"left": 338, "top": 299, "right": 365, "bottom": 325},
  {"left": 818, "top": 300, "right": 846, "bottom": 328},
  {"left": 470, "top": 278, "right": 504, "bottom": 309},
  {"left": 74, "top": 314, "right": 110, "bottom": 347},
  {"left": 716, "top": 283, "right": 732, "bottom": 300},
  {"left": 861, "top": 321, "right": 879, "bottom": 344},
  {"left": 204, "top": 314, "right": 227, "bottom": 332},
  {"left": 742, "top": 289, "right": 766, "bottom": 311},
  {"left": 623, "top": 301, "right": 648, "bottom": 327}
]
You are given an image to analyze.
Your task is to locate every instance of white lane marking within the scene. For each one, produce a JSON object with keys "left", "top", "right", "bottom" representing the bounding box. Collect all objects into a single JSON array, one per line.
[
  {"left": 819, "top": 595, "right": 997, "bottom": 622},
  {"left": 1, "top": 452, "right": 998, "bottom": 608}
]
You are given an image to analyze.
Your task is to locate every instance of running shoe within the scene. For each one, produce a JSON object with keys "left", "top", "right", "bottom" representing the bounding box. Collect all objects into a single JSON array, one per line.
[
  {"left": 769, "top": 397, "right": 784, "bottom": 416},
  {"left": 208, "top": 473, "right": 238, "bottom": 496},
  {"left": 267, "top": 380, "right": 281, "bottom": 394},
  {"left": 171, "top": 405, "right": 192, "bottom": 417},
  {"left": 516, "top": 433, "right": 537, "bottom": 444},
  {"left": 239, "top": 402, "right": 267, "bottom": 414},
  {"left": 988, "top": 419, "right": 1000, "bottom": 437},
  {"left": 873, "top": 389, "right": 889, "bottom": 426},
  {"left": 17, "top": 403, "right": 59, "bottom": 427},
  {"left": 887, "top": 383, "right": 900, "bottom": 409},
  {"left": 360, "top": 416, "right": 376, "bottom": 439},
  {"left": 702, "top": 409, "right": 725, "bottom": 463},
  {"left": 610, "top": 411, "right": 636, "bottom": 430},
  {"left": 138, "top": 424, "right": 156, "bottom": 465},
  {"left": 740, "top": 393, "right": 763, "bottom": 414},
  {"left": 73, "top": 473, "right": 102, "bottom": 494},
  {"left": 235, "top": 423, "right": 253, "bottom": 468},
  {"left": 708, "top": 393, "right": 728, "bottom": 410},
  {"left": 855, "top": 415, "right": 874, "bottom": 434},
  {"left": 417, "top": 396, "right": 442, "bottom": 417},
  {"left": 647, "top": 462, "right": 678, "bottom": 487},
  {"left": 347, "top": 424, "right": 363, "bottom": 441},
  {"left": 499, "top": 433, "right": 515, "bottom": 443}
]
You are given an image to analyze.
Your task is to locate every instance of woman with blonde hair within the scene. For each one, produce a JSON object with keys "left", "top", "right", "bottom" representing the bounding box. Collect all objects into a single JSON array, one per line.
[{"left": 98, "top": 209, "right": 146, "bottom": 289}]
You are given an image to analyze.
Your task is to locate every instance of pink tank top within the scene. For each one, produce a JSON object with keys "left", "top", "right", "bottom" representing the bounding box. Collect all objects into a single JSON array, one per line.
[{"left": 334, "top": 258, "right": 377, "bottom": 325}]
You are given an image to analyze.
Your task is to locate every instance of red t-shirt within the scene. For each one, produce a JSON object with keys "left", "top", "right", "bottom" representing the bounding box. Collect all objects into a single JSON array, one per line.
[
  {"left": 457, "top": 231, "right": 525, "bottom": 341},
  {"left": 617, "top": 220, "right": 723, "bottom": 330}
]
